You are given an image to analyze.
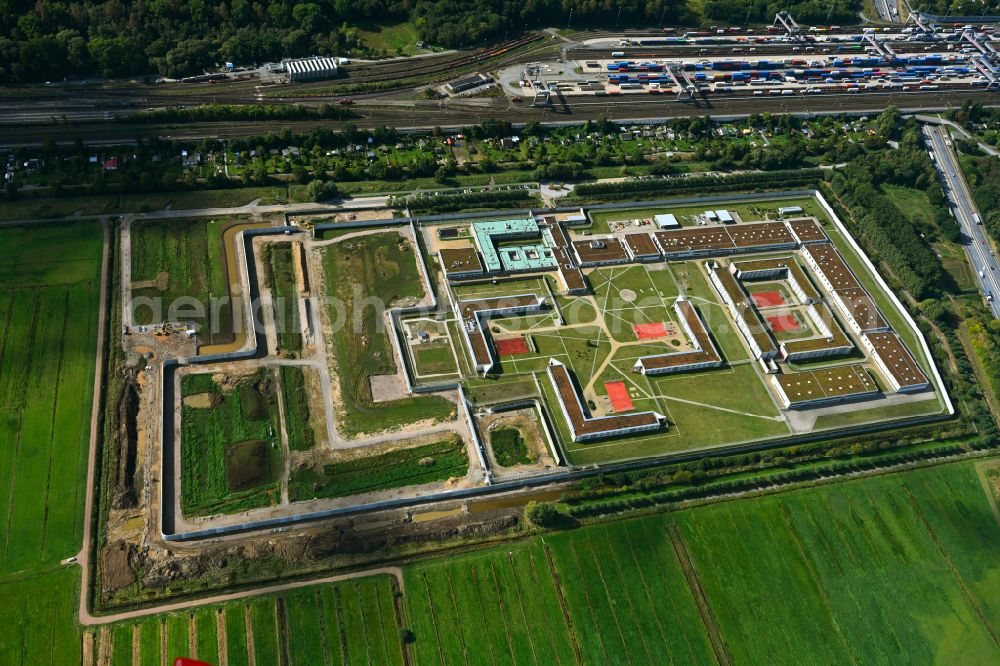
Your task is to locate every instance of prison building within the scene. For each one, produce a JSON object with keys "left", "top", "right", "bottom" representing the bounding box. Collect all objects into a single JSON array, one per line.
[
  {"left": 802, "top": 243, "right": 862, "bottom": 292},
  {"left": 785, "top": 217, "right": 828, "bottom": 244},
  {"left": 547, "top": 359, "right": 665, "bottom": 442},
  {"left": 571, "top": 237, "right": 630, "bottom": 267},
  {"left": 471, "top": 218, "right": 558, "bottom": 274},
  {"left": 623, "top": 233, "right": 662, "bottom": 262},
  {"left": 654, "top": 226, "right": 736, "bottom": 258},
  {"left": 831, "top": 287, "right": 890, "bottom": 334},
  {"left": 727, "top": 221, "right": 796, "bottom": 251},
  {"left": 542, "top": 223, "right": 588, "bottom": 295},
  {"left": 439, "top": 247, "right": 484, "bottom": 279},
  {"left": 458, "top": 294, "right": 545, "bottom": 375},
  {"left": 633, "top": 298, "right": 723, "bottom": 375},
  {"left": 779, "top": 303, "right": 855, "bottom": 362},
  {"left": 283, "top": 56, "right": 340, "bottom": 82},
  {"left": 862, "top": 331, "right": 930, "bottom": 393},
  {"left": 709, "top": 265, "right": 779, "bottom": 360},
  {"left": 770, "top": 364, "right": 879, "bottom": 408},
  {"left": 729, "top": 257, "right": 820, "bottom": 304}
]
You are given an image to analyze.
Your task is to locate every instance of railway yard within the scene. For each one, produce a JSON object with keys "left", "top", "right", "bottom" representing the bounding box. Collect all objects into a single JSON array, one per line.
[{"left": 1, "top": 14, "right": 999, "bottom": 146}]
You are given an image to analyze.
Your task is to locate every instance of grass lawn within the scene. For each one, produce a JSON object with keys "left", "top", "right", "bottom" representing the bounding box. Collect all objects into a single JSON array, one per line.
[
  {"left": 0, "top": 222, "right": 101, "bottom": 576},
  {"left": 412, "top": 341, "right": 458, "bottom": 376},
  {"left": 321, "top": 233, "right": 455, "bottom": 437},
  {"left": 489, "top": 428, "right": 533, "bottom": 466},
  {"left": 180, "top": 370, "right": 282, "bottom": 516},
  {"left": 288, "top": 436, "right": 468, "bottom": 501},
  {"left": 356, "top": 21, "right": 423, "bottom": 54}
]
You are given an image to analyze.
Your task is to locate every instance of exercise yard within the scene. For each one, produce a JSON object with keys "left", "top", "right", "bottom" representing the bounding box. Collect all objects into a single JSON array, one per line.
[
  {"left": 752, "top": 289, "right": 787, "bottom": 308},
  {"left": 604, "top": 381, "right": 635, "bottom": 412},
  {"left": 632, "top": 322, "right": 669, "bottom": 340},
  {"left": 495, "top": 335, "right": 530, "bottom": 356},
  {"left": 767, "top": 312, "right": 806, "bottom": 334}
]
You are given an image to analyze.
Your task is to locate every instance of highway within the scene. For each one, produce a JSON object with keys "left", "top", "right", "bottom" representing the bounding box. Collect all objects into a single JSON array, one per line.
[{"left": 923, "top": 122, "right": 1000, "bottom": 316}]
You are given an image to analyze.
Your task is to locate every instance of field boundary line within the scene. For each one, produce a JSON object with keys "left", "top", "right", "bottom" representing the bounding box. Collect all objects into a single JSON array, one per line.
[
  {"left": 504, "top": 553, "right": 540, "bottom": 665},
  {"left": 777, "top": 505, "right": 853, "bottom": 656},
  {"left": 469, "top": 566, "right": 500, "bottom": 666},
  {"left": 903, "top": 485, "right": 1000, "bottom": 649},
  {"left": 540, "top": 543, "right": 585, "bottom": 666},
  {"left": 594, "top": 530, "right": 655, "bottom": 664},
  {"left": 668, "top": 524, "right": 732, "bottom": 666},
  {"left": 419, "top": 574, "right": 448, "bottom": 665},
  {"left": 974, "top": 461, "right": 1000, "bottom": 530},
  {"left": 2, "top": 290, "right": 41, "bottom": 559},
  {"left": 580, "top": 535, "right": 637, "bottom": 665},
  {"left": 444, "top": 569, "right": 471, "bottom": 665},
  {"left": 39, "top": 287, "right": 71, "bottom": 558},
  {"left": 487, "top": 560, "right": 519, "bottom": 664},
  {"left": 616, "top": 525, "right": 676, "bottom": 662}
]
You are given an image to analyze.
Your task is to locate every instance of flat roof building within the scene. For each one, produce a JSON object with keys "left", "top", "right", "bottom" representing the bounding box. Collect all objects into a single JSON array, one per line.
[
  {"left": 786, "top": 217, "right": 827, "bottom": 244},
  {"left": 771, "top": 364, "right": 878, "bottom": 408},
  {"left": 863, "top": 331, "right": 930, "bottom": 392},
  {"left": 572, "top": 237, "right": 630, "bottom": 266},
  {"left": 623, "top": 233, "right": 662, "bottom": 262},
  {"left": 457, "top": 294, "right": 545, "bottom": 374},
  {"left": 439, "top": 247, "right": 484, "bottom": 279},
  {"left": 654, "top": 213, "right": 680, "bottom": 228}
]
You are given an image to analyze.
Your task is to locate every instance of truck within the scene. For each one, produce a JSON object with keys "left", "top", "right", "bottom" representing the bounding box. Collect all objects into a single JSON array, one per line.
[{"left": 973, "top": 212, "right": 982, "bottom": 225}]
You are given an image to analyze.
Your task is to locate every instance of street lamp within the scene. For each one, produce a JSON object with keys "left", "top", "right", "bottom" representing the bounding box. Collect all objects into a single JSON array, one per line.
[{"left": 616, "top": 6, "right": 623, "bottom": 28}]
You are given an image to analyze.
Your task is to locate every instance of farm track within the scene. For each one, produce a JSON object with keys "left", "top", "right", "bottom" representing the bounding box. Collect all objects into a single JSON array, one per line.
[{"left": 668, "top": 524, "right": 732, "bottom": 666}]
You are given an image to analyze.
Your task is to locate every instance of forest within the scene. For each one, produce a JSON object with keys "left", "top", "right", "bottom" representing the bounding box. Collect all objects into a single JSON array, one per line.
[{"left": 0, "top": 0, "right": 859, "bottom": 83}]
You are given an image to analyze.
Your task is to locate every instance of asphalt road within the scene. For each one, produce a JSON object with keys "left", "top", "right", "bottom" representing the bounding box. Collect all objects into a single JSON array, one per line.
[{"left": 923, "top": 123, "right": 1000, "bottom": 316}]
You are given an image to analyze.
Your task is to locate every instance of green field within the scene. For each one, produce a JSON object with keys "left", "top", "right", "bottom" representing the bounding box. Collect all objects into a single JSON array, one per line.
[
  {"left": 280, "top": 365, "right": 317, "bottom": 451},
  {"left": 180, "top": 370, "right": 282, "bottom": 516},
  {"left": 130, "top": 217, "right": 233, "bottom": 344},
  {"left": 412, "top": 341, "right": 458, "bottom": 376},
  {"left": 77, "top": 574, "right": 406, "bottom": 665},
  {"left": 0, "top": 222, "right": 102, "bottom": 575},
  {"left": 403, "top": 460, "right": 1000, "bottom": 663},
  {"left": 321, "top": 233, "right": 455, "bottom": 437},
  {"left": 289, "top": 436, "right": 468, "bottom": 501},
  {"left": 264, "top": 243, "right": 303, "bottom": 355}
]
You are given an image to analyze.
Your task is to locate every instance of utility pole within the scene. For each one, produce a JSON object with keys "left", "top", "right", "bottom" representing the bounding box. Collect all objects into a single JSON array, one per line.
[
  {"left": 659, "top": 4, "right": 668, "bottom": 27},
  {"left": 567, "top": 7, "right": 573, "bottom": 30},
  {"left": 616, "top": 5, "right": 622, "bottom": 28}
]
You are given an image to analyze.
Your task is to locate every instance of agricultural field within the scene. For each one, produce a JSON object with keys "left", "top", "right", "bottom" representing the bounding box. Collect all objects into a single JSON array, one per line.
[
  {"left": 403, "top": 460, "right": 1000, "bottom": 664},
  {"left": 180, "top": 370, "right": 282, "bottom": 516},
  {"left": 288, "top": 436, "right": 468, "bottom": 501},
  {"left": 0, "top": 221, "right": 102, "bottom": 575},
  {"left": 129, "top": 217, "right": 234, "bottom": 345},
  {"left": 264, "top": 242, "right": 303, "bottom": 355},
  {"left": 80, "top": 574, "right": 405, "bottom": 665},
  {"left": 321, "top": 232, "right": 455, "bottom": 437}
]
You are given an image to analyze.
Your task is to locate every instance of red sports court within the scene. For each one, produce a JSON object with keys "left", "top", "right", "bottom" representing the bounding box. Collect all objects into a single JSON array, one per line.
[
  {"left": 495, "top": 336, "right": 529, "bottom": 356},
  {"left": 632, "top": 322, "right": 668, "bottom": 340},
  {"left": 604, "top": 381, "right": 635, "bottom": 412},
  {"left": 752, "top": 290, "right": 786, "bottom": 307},
  {"left": 767, "top": 313, "right": 803, "bottom": 334}
]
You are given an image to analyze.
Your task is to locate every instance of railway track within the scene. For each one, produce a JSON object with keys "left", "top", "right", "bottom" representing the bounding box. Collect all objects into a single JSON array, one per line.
[{"left": 0, "top": 89, "right": 994, "bottom": 146}]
